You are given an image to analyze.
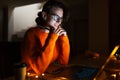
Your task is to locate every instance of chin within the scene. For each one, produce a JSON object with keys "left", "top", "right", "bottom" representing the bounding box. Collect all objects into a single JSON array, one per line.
[{"left": 53, "top": 26, "right": 58, "bottom": 29}]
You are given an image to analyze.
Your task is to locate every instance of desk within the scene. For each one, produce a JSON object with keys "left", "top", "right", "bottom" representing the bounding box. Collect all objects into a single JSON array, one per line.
[
  {"left": 26, "top": 64, "right": 98, "bottom": 80},
  {"left": 1, "top": 64, "right": 99, "bottom": 80}
]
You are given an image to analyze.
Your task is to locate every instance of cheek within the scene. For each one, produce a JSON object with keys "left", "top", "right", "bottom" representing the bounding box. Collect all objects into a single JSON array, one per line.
[
  {"left": 48, "top": 20, "right": 57, "bottom": 26},
  {"left": 48, "top": 20, "right": 55, "bottom": 26},
  {"left": 46, "top": 19, "right": 60, "bottom": 29}
]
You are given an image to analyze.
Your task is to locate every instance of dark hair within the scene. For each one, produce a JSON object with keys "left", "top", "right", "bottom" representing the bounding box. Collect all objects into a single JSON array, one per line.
[
  {"left": 42, "top": 0, "right": 69, "bottom": 20},
  {"left": 35, "top": 12, "right": 44, "bottom": 26},
  {"left": 35, "top": 0, "right": 69, "bottom": 26}
]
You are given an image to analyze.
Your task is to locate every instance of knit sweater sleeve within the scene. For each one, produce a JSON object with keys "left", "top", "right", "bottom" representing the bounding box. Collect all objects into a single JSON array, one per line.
[
  {"left": 57, "top": 35, "right": 70, "bottom": 65},
  {"left": 21, "top": 28, "right": 58, "bottom": 75},
  {"left": 22, "top": 31, "right": 58, "bottom": 74},
  {"left": 30, "top": 33, "right": 58, "bottom": 74}
]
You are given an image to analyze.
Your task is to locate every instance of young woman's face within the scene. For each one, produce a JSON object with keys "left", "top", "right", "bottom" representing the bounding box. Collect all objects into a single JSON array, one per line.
[{"left": 45, "top": 7, "right": 63, "bottom": 30}]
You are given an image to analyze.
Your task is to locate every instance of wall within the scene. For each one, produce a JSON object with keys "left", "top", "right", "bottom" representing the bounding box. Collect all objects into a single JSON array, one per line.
[
  {"left": 65, "top": 0, "right": 88, "bottom": 55},
  {"left": 109, "top": 0, "right": 120, "bottom": 51},
  {"left": 89, "top": 0, "right": 109, "bottom": 54},
  {"left": 0, "top": 8, "right": 3, "bottom": 41},
  {"left": 8, "top": 3, "right": 44, "bottom": 41}
]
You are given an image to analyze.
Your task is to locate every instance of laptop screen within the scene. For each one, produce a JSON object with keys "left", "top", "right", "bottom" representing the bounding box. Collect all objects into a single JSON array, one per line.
[{"left": 94, "top": 45, "right": 120, "bottom": 80}]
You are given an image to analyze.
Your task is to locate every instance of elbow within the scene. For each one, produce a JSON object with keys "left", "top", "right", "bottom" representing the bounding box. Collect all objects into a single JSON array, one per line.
[
  {"left": 59, "top": 58, "right": 69, "bottom": 65},
  {"left": 34, "top": 67, "right": 46, "bottom": 75}
]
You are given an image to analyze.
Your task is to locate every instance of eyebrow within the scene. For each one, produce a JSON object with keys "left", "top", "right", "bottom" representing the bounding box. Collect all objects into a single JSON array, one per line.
[{"left": 50, "top": 13, "right": 63, "bottom": 18}]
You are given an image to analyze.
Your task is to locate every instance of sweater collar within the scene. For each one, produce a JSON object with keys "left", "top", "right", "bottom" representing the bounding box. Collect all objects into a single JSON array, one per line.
[{"left": 39, "top": 25, "right": 50, "bottom": 33}]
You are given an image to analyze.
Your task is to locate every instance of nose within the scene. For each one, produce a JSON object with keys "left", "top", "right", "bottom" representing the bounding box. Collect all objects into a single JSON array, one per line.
[
  {"left": 56, "top": 18, "right": 62, "bottom": 23},
  {"left": 56, "top": 20, "right": 62, "bottom": 25}
]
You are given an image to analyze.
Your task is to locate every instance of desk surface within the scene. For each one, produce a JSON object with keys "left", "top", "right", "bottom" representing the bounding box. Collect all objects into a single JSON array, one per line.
[
  {"left": 1, "top": 64, "right": 99, "bottom": 80},
  {"left": 26, "top": 64, "right": 99, "bottom": 80},
  {"left": 1, "top": 53, "right": 108, "bottom": 80}
]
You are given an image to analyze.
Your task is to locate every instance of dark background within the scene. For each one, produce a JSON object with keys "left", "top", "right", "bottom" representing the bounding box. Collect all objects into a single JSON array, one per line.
[{"left": 0, "top": 0, "right": 120, "bottom": 78}]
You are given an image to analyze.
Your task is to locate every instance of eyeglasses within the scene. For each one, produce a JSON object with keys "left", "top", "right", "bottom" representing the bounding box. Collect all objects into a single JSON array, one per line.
[{"left": 49, "top": 13, "right": 63, "bottom": 22}]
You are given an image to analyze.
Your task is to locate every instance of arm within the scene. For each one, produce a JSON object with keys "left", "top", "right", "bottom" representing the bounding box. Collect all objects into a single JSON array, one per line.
[
  {"left": 21, "top": 28, "right": 59, "bottom": 75},
  {"left": 53, "top": 26, "right": 70, "bottom": 64},
  {"left": 57, "top": 34, "right": 70, "bottom": 65},
  {"left": 30, "top": 33, "right": 58, "bottom": 74}
]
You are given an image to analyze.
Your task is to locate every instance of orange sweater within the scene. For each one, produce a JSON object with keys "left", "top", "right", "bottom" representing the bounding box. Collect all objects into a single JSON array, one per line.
[{"left": 21, "top": 27, "right": 70, "bottom": 75}]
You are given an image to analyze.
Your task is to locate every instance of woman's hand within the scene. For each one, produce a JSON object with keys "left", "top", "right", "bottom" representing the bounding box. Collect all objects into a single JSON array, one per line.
[{"left": 53, "top": 26, "right": 66, "bottom": 36}]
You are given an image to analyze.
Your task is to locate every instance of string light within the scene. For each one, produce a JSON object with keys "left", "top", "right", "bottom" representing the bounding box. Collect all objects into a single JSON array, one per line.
[
  {"left": 42, "top": 73, "right": 44, "bottom": 76},
  {"left": 27, "top": 72, "right": 30, "bottom": 76},
  {"left": 26, "top": 72, "right": 47, "bottom": 80},
  {"left": 111, "top": 74, "right": 116, "bottom": 79},
  {"left": 35, "top": 75, "right": 39, "bottom": 78}
]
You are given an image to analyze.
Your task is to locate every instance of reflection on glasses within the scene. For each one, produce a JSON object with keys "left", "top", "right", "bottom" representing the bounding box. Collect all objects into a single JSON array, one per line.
[{"left": 49, "top": 13, "right": 63, "bottom": 22}]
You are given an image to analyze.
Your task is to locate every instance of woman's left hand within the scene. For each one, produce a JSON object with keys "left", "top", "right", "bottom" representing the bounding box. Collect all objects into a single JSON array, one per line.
[{"left": 53, "top": 26, "right": 67, "bottom": 36}]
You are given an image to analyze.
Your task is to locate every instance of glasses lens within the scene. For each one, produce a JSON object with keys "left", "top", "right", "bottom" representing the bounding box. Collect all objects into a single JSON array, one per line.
[
  {"left": 53, "top": 15, "right": 59, "bottom": 21},
  {"left": 49, "top": 13, "right": 63, "bottom": 22}
]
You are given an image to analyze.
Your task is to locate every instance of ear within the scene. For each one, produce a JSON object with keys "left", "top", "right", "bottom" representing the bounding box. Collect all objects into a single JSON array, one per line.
[{"left": 42, "top": 11, "right": 47, "bottom": 20}]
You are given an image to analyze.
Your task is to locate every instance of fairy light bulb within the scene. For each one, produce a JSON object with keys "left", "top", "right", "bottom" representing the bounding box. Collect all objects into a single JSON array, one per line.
[
  {"left": 27, "top": 72, "right": 30, "bottom": 76},
  {"left": 42, "top": 73, "right": 44, "bottom": 76},
  {"left": 35, "top": 75, "right": 39, "bottom": 78}
]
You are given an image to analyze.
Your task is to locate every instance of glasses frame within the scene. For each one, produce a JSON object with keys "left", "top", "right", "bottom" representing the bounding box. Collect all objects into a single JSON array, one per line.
[{"left": 49, "top": 13, "right": 63, "bottom": 22}]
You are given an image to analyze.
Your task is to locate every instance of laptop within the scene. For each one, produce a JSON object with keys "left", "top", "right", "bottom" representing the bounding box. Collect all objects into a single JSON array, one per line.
[{"left": 93, "top": 45, "right": 120, "bottom": 80}]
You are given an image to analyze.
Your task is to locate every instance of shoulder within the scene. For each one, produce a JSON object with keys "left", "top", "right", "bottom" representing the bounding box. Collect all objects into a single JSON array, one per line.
[
  {"left": 23, "top": 26, "right": 40, "bottom": 37},
  {"left": 26, "top": 26, "right": 41, "bottom": 33}
]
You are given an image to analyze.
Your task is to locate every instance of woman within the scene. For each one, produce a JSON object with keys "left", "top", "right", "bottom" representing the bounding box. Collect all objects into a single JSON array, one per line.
[{"left": 21, "top": 0, "right": 70, "bottom": 75}]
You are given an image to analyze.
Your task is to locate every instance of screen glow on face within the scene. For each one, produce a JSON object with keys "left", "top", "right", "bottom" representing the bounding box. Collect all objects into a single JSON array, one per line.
[{"left": 50, "top": 13, "right": 63, "bottom": 22}]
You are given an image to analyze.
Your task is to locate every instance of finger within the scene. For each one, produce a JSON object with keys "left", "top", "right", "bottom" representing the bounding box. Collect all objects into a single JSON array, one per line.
[
  {"left": 59, "top": 31, "right": 67, "bottom": 36},
  {"left": 54, "top": 27, "right": 62, "bottom": 33},
  {"left": 54, "top": 26, "right": 60, "bottom": 33}
]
